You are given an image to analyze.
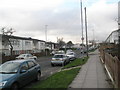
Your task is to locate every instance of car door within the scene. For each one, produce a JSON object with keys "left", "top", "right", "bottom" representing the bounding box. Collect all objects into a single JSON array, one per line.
[
  {"left": 18, "top": 62, "right": 31, "bottom": 86},
  {"left": 64, "top": 55, "right": 69, "bottom": 63},
  {"left": 27, "top": 61, "right": 38, "bottom": 81}
]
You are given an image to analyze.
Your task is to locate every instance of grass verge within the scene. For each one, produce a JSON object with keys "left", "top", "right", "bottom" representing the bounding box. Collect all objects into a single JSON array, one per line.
[
  {"left": 62, "top": 57, "right": 89, "bottom": 69},
  {"left": 32, "top": 67, "right": 80, "bottom": 88},
  {"left": 88, "top": 49, "right": 97, "bottom": 52}
]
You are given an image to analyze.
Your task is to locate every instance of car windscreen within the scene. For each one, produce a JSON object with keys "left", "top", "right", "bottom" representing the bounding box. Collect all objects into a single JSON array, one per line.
[
  {"left": 53, "top": 55, "right": 64, "bottom": 58},
  {"left": 0, "top": 62, "right": 21, "bottom": 74}
]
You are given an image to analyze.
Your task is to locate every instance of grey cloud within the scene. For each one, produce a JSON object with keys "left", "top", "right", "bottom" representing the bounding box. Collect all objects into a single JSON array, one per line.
[{"left": 0, "top": 0, "right": 118, "bottom": 43}]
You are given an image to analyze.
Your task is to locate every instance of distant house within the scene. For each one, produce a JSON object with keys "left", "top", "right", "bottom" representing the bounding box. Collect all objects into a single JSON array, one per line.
[
  {"left": 73, "top": 43, "right": 83, "bottom": 49},
  {"left": 0, "top": 34, "right": 46, "bottom": 56},
  {"left": 105, "top": 30, "right": 119, "bottom": 44},
  {"left": 46, "top": 42, "right": 59, "bottom": 50}
]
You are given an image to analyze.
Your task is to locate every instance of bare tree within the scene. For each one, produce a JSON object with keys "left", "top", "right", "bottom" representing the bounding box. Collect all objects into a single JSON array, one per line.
[
  {"left": 1, "top": 27, "right": 15, "bottom": 55},
  {"left": 57, "top": 37, "right": 66, "bottom": 48}
]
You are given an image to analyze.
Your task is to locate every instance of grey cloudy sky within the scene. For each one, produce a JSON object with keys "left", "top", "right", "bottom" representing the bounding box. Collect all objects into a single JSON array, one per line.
[{"left": 0, "top": 0, "right": 119, "bottom": 43}]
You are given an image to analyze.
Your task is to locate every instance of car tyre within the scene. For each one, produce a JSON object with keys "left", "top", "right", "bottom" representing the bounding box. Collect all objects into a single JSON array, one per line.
[
  {"left": 51, "top": 63, "right": 54, "bottom": 67},
  {"left": 62, "top": 62, "right": 65, "bottom": 66},
  {"left": 11, "top": 83, "right": 19, "bottom": 90},
  {"left": 36, "top": 72, "right": 41, "bottom": 81},
  {"left": 34, "top": 58, "right": 37, "bottom": 60}
]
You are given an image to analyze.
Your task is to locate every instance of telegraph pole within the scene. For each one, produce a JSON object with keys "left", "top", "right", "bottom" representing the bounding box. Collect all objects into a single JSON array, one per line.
[
  {"left": 80, "top": 0, "right": 84, "bottom": 46},
  {"left": 45, "top": 25, "right": 48, "bottom": 42},
  {"left": 84, "top": 7, "right": 89, "bottom": 57}
]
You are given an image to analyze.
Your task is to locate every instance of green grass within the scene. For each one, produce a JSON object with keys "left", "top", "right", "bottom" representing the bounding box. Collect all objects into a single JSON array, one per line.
[
  {"left": 32, "top": 68, "right": 80, "bottom": 88},
  {"left": 62, "top": 57, "right": 89, "bottom": 69},
  {"left": 88, "top": 49, "right": 96, "bottom": 52}
]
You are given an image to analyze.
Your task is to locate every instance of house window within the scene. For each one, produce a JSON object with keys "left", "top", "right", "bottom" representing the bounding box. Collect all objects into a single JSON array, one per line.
[
  {"left": 25, "top": 41, "right": 31, "bottom": 46},
  {"left": 10, "top": 39, "right": 20, "bottom": 46}
]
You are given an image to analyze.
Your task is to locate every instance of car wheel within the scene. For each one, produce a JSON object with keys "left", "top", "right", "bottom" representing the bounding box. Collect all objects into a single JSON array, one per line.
[
  {"left": 51, "top": 63, "right": 54, "bottom": 67},
  {"left": 11, "top": 83, "right": 19, "bottom": 90},
  {"left": 36, "top": 72, "right": 41, "bottom": 81},
  {"left": 62, "top": 62, "right": 65, "bottom": 66}
]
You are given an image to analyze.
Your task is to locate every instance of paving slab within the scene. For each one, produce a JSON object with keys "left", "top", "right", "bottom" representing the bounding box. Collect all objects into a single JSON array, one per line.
[{"left": 69, "top": 50, "right": 113, "bottom": 88}]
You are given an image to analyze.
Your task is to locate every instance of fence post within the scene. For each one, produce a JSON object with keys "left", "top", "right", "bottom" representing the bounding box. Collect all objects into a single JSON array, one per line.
[{"left": 118, "top": 30, "right": 120, "bottom": 88}]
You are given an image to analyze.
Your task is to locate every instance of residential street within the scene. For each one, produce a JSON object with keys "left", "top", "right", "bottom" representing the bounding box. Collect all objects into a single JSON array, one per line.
[
  {"left": 0, "top": 0, "right": 119, "bottom": 89},
  {"left": 24, "top": 50, "right": 85, "bottom": 88}
]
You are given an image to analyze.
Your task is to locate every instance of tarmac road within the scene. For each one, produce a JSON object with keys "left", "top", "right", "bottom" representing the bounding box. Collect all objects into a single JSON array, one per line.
[{"left": 36, "top": 56, "right": 61, "bottom": 80}]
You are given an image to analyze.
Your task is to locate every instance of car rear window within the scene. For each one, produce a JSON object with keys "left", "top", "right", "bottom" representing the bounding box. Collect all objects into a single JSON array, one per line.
[
  {"left": 27, "top": 61, "right": 36, "bottom": 69},
  {"left": 20, "top": 62, "right": 28, "bottom": 71},
  {"left": 53, "top": 55, "right": 64, "bottom": 58}
]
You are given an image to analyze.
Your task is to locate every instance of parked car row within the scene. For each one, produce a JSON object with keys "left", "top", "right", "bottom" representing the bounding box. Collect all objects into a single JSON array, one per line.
[
  {"left": 0, "top": 50, "right": 77, "bottom": 89},
  {"left": 51, "top": 49, "right": 76, "bottom": 66},
  {"left": 50, "top": 50, "right": 65, "bottom": 55}
]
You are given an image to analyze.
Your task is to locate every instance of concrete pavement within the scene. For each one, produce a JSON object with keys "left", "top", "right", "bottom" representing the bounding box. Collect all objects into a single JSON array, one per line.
[{"left": 69, "top": 49, "right": 113, "bottom": 88}]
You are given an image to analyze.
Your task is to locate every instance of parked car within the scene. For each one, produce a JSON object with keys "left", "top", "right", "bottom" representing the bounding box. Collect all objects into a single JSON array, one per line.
[
  {"left": 80, "top": 47, "right": 87, "bottom": 54},
  {"left": 16, "top": 54, "right": 37, "bottom": 60},
  {"left": 66, "top": 52, "right": 76, "bottom": 61},
  {"left": 50, "top": 50, "right": 57, "bottom": 55},
  {"left": 66, "top": 49, "right": 73, "bottom": 53},
  {"left": 51, "top": 54, "right": 69, "bottom": 66},
  {"left": 0, "top": 59, "right": 41, "bottom": 89}
]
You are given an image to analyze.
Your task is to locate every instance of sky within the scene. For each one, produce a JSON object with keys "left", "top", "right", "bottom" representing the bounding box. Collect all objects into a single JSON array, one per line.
[{"left": 0, "top": 0, "right": 119, "bottom": 44}]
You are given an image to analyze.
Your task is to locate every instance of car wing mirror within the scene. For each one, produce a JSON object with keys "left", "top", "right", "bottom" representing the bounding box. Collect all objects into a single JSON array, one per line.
[{"left": 20, "top": 69, "right": 27, "bottom": 73}]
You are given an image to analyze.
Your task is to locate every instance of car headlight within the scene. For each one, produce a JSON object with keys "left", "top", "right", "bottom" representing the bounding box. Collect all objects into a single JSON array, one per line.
[{"left": 0, "top": 81, "right": 7, "bottom": 87}]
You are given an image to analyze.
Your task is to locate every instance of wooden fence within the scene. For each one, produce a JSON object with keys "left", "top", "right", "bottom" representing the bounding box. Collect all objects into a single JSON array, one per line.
[{"left": 99, "top": 45, "right": 120, "bottom": 88}]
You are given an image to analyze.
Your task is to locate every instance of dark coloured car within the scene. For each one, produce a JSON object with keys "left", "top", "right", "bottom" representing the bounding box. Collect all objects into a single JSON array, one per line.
[{"left": 0, "top": 59, "right": 41, "bottom": 90}]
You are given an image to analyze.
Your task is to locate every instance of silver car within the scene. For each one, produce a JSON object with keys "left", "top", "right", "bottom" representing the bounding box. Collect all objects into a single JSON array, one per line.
[
  {"left": 66, "top": 52, "right": 76, "bottom": 61},
  {"left": 51, "top": 54, "right": 69, "bottom": 66},
  {"left": 16, "top": 54, "right": 37, "bottom": 60}
]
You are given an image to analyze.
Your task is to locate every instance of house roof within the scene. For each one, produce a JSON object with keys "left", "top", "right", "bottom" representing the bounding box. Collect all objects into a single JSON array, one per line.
[{"left": 0, "top": 34, "right": 45, "bottom": 42}]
